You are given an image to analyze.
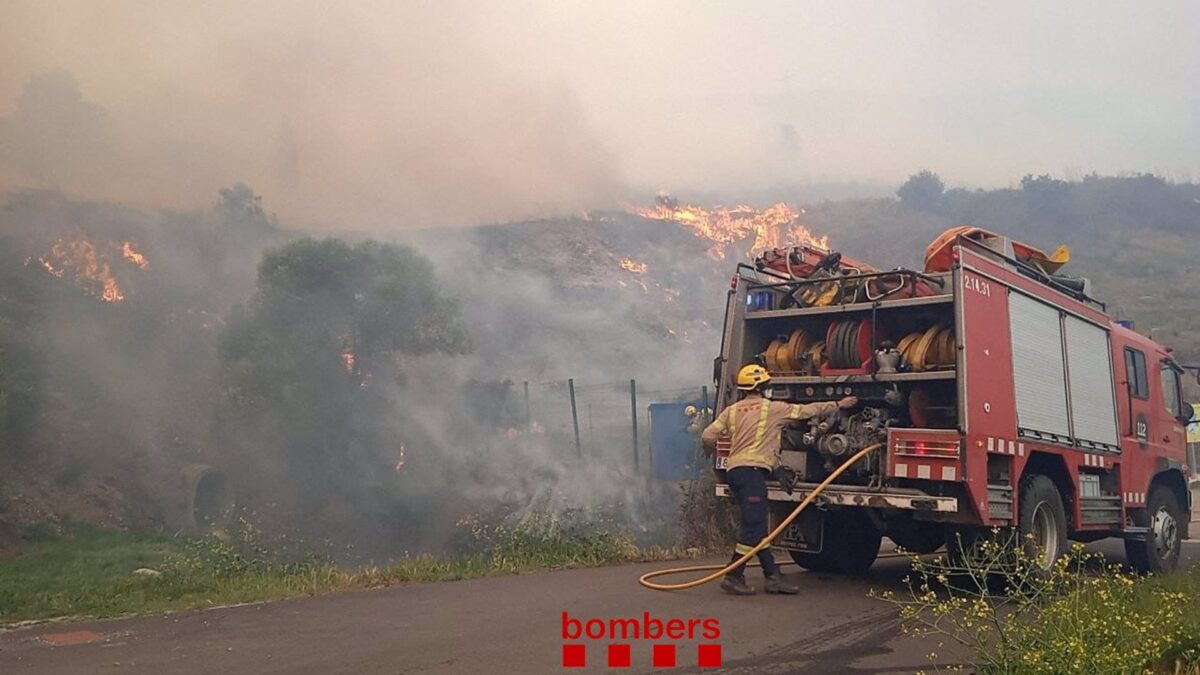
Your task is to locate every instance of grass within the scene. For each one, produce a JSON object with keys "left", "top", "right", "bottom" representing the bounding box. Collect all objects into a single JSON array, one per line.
[
  {"left": 0, "top": 525, "right": 331, "bottom": 625},
  {"left": 0, "top": 525, "right": 182, "bottom": 623},
  {"left": 0, "top": 516, "right": 682, "bottom": 627}
]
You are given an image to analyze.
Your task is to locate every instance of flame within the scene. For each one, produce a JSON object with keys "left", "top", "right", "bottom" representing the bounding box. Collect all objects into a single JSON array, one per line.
[
  {"left": 40, "top": 237, "right": 125, "bottom": 302},
  {"left": 618, "top": 257, "right": 648, "bottom": 274},
  {"left": 122, "top": 241, "right": 149, "bottom": 269},
  {"left": 630, "top": 201, "right": 828, "bottom": 260},
  {"left": 32, "top": 235, "right": 151, "bottom": 303}
]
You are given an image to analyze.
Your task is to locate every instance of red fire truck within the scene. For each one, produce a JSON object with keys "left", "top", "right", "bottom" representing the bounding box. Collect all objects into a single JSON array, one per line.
[{"left": 712, "top": 228, "right": 1191, "bottom": 574}]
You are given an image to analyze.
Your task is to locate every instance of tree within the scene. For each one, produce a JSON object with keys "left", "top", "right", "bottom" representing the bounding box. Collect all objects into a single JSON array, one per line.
[
  {"left": 897, "top": 170, "right": 945, "bottom": 212},
  {"left": 218, "top": 238, "right": 468, "bottom": 484},
  {"left": 1020, "top": 173, "right": 1073, "bottom": 227},
  {"left": 0, "top": 69, "right": 111, "bottom": 183},
  {"left": 216, "top": 182, "right": 276, "bottom": 232}
]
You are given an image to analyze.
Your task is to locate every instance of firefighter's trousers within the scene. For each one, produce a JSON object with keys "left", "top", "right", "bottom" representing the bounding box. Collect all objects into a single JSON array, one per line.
[{"left": 725, "top": 466, "right": 778, "bottom": 578}]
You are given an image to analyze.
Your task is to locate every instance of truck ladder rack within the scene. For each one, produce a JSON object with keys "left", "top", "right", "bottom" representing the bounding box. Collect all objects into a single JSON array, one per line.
[{"left": 744, "top": 293, "right": 952, "bottom": 320}]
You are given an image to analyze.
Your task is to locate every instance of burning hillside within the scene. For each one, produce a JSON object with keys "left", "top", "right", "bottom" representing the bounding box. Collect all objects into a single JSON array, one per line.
[
  {"left": 0, "top": 185, "right": 833, "bottom": 556},
  {"left": 447, "top": 199, "right": 838, "bottom": 373},
  {"left": 27, "top": 233, "right": 150, "bottom": 303},
  {"left": 629, "top": 195, "right": 829, "bottom": 260}
]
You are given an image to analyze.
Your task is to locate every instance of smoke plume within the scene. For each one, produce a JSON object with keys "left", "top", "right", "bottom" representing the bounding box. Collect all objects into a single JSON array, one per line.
[{"left": 0, "top": 2, "right": 624, "bottom": 229}]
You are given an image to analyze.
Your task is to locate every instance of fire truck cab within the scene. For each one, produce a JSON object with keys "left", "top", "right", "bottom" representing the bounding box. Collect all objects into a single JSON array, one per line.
[{"left": 712, "top": 230, "right": 1192, "bottom": 574}]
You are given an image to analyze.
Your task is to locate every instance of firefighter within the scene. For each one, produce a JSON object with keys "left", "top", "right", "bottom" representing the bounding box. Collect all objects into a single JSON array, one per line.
[{"left": 701, "top": 364, "right": 856, "bottom": 595}]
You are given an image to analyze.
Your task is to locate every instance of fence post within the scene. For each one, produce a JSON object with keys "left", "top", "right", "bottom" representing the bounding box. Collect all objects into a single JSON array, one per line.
[
  {"left": 630, "top": 379, "right": 639, "bottom": 469},
  {"left": 568, "top": 378, "right": 582, "bottom": 457}
]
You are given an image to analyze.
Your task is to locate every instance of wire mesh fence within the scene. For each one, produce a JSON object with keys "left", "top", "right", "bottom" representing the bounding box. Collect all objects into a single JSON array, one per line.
[{"left": 520, "top": 377, "right": 711, "bottom": 475}]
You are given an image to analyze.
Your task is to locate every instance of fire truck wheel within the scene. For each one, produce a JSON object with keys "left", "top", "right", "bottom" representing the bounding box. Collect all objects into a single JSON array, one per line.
[
  {"left": 1125, "top": 485, "right": 1183, "bottom": 574},
  {"left": 1017, "top": 474, "right": 1067, "bottom": 571},
  {"left": 789, "top": 510, "right": 881, "bottom": 574}
]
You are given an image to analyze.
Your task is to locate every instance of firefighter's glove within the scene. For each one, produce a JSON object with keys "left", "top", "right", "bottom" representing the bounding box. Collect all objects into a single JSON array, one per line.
[{"left": 775, "top": 466, "right": 799, "bottom": 495}]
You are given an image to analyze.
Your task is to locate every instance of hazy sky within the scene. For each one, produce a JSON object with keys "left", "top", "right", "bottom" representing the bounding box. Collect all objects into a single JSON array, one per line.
[{"left": 1, "top": 1, "right": 1197, "bottom": 228}]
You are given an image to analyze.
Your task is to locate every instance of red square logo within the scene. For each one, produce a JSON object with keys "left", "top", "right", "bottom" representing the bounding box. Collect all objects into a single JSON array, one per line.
[
  {"left": 562, "top": 644, "right": 586, "bottom": 668},
  {"left": 698, "top": 643, "right": 722, "bottom": 668},
  {"left": 652, "top": 643, "right": 677, "bottom": 668},
  {"left": 608, "top": 643, "right": 631, "bottom": 668}
]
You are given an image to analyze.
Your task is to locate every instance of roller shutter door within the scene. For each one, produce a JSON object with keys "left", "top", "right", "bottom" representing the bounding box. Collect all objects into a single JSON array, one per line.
[
  {"left": 1009, "top": 291, "right": 1071, "bottom": 440},
  {"left": 1064, "top": 316, "right": 1119, "bottom": 449}
]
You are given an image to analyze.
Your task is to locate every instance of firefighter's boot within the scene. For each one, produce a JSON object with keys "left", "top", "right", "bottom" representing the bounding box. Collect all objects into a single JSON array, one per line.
[
  {"left": 764, "top": 574, "right": 799, "bottom": 594},
  {"left": 720, "top": 575, "right": 756, "bottom": 595}
]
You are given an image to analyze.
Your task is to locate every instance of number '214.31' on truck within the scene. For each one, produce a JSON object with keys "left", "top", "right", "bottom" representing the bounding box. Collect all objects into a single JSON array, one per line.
[{"left": 711, "top": 227, "right": 1192, "bottom": 574}]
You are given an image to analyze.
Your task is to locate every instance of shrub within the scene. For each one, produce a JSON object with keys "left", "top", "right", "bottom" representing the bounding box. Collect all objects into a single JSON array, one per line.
[
  {"left": 874, "top": 530, "right": 1200, "bottom": 674},
  {"left": 454, "top": 509, "right": 636, "bottom": 571}
]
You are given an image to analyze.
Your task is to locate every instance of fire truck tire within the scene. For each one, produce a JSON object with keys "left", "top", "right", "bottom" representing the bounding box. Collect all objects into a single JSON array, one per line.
[
  {"left": 1017, "top": 474, "right": 1067, "bottom": 571},
  {"left": 789, "top": 510, "right": 881, "bottom": 574},
  {"left": 1124, "top": 485, "right": 1183, "bottom": 574}
]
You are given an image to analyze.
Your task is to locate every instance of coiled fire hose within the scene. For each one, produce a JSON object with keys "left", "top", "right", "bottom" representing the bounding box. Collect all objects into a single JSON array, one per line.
[{"left": 638, "top": 443, "right": 883, "bottom": 591}]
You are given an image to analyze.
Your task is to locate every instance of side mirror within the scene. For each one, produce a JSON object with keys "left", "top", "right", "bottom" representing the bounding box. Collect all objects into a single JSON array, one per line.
[{"left": 1176, "top": 413, "right": 1195, "bottom": 427}]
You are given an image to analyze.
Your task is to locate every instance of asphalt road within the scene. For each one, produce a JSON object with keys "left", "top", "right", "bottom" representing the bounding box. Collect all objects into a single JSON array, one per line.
[
  {"left": 0, "top": 553, "right": 957, "bottom": 675},
  {"left": 1, "top": 500, "right": 1197, "bottom": 675}
]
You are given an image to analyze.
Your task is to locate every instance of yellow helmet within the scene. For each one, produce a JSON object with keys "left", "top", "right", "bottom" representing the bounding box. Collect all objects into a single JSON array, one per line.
[
  {"left": 684, "top": 405, "right": 698, "bottom": 417},
  {"left": 736, "top": 364, "right": 771, "bottom": 391}
]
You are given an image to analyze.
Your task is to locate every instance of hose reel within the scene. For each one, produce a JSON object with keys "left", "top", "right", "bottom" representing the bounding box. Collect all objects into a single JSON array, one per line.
[
  {"left": 825, "top": 318, "right": 877, "bottom": 370},
  {"left": 897, "top": 324, "right": 955, "bottom": 371},
  {"left": 762, "top": 329, "right": 825, "bottom": 375}
]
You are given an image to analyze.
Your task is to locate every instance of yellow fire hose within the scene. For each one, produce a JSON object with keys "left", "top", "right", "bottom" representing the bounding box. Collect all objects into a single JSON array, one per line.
[{"left": 639, "top": 443, "right": 884, "bottom": 591}]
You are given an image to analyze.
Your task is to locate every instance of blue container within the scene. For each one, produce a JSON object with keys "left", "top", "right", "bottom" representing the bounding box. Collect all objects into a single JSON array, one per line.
[{"left": 648, "top": 401, "right": 706, "bottom": 481}]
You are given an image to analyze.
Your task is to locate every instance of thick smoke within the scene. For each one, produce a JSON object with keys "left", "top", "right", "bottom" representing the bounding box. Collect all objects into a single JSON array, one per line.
[
  {"left": 0, "top": 2, "right": 624, "bottom": 228},
  {"left": 7, "top": 2, "right": 1197, "bottom": 227},
  {"left": 0, "top": 184, "right": 726, "bottom": 557}
]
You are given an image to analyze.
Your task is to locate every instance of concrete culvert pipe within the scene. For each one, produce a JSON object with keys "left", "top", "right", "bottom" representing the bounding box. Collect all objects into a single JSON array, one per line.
[{"left": 181, "top": 464, "right": 234, "bottom": 533}]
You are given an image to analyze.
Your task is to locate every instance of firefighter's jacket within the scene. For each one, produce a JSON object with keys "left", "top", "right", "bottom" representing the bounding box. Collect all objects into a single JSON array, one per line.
[{"left": 701, "top": 396, "right": 837, "bottom": 471}]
